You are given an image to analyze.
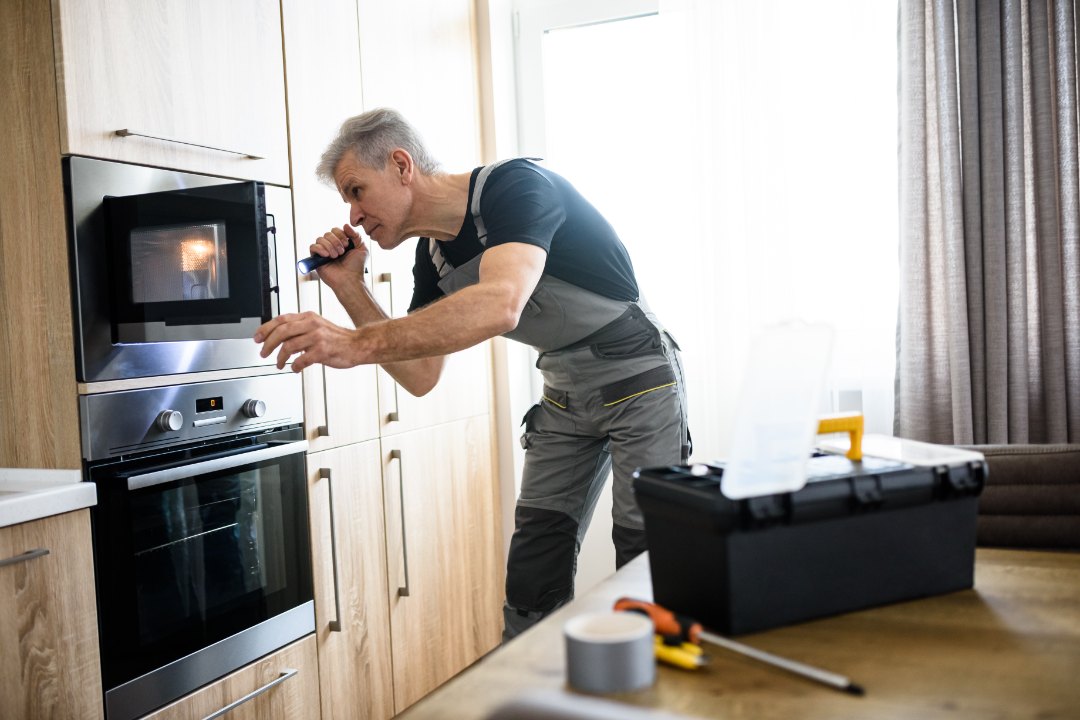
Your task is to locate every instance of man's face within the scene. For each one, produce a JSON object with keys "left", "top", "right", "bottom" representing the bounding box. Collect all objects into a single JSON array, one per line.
[{"left": 333, "top": 150, "right": 411, "bottom": 249}]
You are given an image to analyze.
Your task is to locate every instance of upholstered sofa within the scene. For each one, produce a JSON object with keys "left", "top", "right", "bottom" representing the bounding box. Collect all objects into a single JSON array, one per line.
[{"left": 956, "top": 444, "right": 1080, "bottom": 550}]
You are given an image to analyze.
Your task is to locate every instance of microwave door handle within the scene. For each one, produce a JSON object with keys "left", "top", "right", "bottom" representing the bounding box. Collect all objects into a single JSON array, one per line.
[
  {"left": 126, "top": 440, "right": 309, "bottom": 491},
  {"left": 266, "top": 214, "right": 279, "bottom": 317}
]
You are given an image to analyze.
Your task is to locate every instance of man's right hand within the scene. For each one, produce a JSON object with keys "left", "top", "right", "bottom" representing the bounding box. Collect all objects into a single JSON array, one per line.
[{"left": 310, "top": 224, "right": 369, "bottom": 288}]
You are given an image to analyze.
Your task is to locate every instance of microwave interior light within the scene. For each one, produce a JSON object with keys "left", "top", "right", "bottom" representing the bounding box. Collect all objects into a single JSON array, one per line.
[{"left": 181, "top": 238, "right": 217, "bottom": 271}]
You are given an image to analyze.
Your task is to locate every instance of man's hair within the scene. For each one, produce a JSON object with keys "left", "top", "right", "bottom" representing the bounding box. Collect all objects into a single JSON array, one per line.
[{"left": 316, "top": 107, "right": 441, "bottom": 182}]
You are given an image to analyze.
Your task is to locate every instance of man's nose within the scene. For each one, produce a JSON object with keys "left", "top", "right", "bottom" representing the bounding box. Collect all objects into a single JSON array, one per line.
[{"left": 350, "top": 204, "right": 364, "bottom": 227}]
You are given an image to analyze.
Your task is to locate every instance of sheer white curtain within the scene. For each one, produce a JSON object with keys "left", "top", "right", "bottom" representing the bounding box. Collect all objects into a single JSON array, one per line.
[{"left": 656, "top": 0, "right": 900, "bottom": 460}]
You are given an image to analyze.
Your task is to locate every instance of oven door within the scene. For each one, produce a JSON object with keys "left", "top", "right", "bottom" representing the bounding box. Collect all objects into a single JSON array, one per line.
[
  {"left": 90, "top": 428, "right": 313, "bottom": 720},
  {"left": 104, "top": 182, "right": 277, "bottom": 343}
]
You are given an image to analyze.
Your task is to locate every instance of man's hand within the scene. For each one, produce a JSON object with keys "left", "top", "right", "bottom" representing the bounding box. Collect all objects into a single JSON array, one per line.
[
  {"left": 310, "top": 224, "right": 369, "bottom": 288},
  {"left": 254, "top": 311, "right": 368, "bottom": 372}
]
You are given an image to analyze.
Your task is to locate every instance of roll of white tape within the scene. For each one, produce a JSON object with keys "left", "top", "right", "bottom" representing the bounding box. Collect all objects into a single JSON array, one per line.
[{"left": 564, "top": 612, "right": 655, "bottom": 694}]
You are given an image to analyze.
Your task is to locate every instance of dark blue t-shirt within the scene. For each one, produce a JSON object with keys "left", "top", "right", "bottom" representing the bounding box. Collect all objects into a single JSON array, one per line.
[{"left": 408, "top": 160, "right": 639, "bottom": 312}]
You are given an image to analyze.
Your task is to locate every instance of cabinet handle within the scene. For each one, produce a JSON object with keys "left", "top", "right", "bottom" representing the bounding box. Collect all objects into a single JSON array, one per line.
[
  {"left": 387, "top": 382, "right": 401, "bottom": 423},
  {"left": 321, "top": 468, "right": 344, "bottom": 633},
  {"left": 0, "top": 548, "right": 50, "bottom": 568},
  {"left": 315, "top": 275, "right": 332, "bottom": 438},
  {"left": 391, "top": 449, "right": 411, "bottom": 597},
  {"left": 115, "top": 128, "right": 265, "bottom": 159},
  {"left": 379, "top": 271, "right": 402, "bottom": 423},
  {"left": 316, "top": 372, "right": 332, "bottom": 437},
  {"left": 200, "top": 668, "right": 299, "bottom": 720}
]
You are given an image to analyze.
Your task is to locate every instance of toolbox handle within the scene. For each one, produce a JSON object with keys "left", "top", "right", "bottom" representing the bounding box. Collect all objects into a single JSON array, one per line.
[{"left": 817, "top": 413, "right": 864, "bottom": 461}]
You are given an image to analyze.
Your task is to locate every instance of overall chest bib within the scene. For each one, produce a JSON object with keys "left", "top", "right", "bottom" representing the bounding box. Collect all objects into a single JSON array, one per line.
[{"left": 430, "top": 159, "right": 637, "bottom": 353}]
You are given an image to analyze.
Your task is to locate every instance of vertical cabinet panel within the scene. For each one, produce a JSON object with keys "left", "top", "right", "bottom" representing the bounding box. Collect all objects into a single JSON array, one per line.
[
  {"left": 383, "top": 416, "right": 502, "bottom": 712},
  {"left": 52, "top": 0, "right": 290, "bottom": 183},
  {"left": 0, "top": 510, "right": 103, "bottom": 720},
  {"left": 0, "top": 0, "right": 80, "bottom": 468},
  {"left": 283, "top": 0, "right": 381, "bottom": 450},
  {"left": 359, "top": 0, "right": 492, "bottom": 437},
  {"left": 307, "top": 441, "right": 395, "bottom": 720}
]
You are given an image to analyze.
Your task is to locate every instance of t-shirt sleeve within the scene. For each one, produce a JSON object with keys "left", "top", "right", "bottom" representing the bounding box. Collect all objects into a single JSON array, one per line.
[
  {"left": 479, "top": 164, "right": 565, "bottom": 253},
  {"left": 408, "top": 238, "right": 443, "bottom": 313}
]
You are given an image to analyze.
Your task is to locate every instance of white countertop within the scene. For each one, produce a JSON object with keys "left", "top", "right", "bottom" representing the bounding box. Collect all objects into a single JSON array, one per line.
[{"left": 0, "top": 468, "right": 96, "bottom": 529}]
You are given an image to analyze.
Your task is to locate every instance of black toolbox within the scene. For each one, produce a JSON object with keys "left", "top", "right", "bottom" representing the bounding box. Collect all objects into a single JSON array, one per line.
[{"left": 633, "top": 453, "right": 986, "bottom": 635}]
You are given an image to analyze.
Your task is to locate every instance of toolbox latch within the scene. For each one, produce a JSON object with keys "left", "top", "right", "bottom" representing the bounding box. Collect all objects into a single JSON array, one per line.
[
  {"left": 850, "top": 475, "right": 884, "bottom": 510},
  {"left": 936, "top": 460, "right": 987, "bottom": 497},
  {"left": 743, "top": 495, "right": 787, "bottom": 527}
]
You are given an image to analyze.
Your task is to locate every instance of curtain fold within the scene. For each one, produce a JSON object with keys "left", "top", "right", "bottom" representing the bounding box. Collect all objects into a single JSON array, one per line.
[{"left": 898, "top": 0, "right": 1080, "bottom": 444}]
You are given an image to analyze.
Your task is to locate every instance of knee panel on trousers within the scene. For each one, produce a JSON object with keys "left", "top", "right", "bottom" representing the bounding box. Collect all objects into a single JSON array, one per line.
[
  {"left": 612, "top": 523, "right": 648, "bottom": 569},
  {"left": 505, "top": 505, "right": 580, "bottom": 613}
]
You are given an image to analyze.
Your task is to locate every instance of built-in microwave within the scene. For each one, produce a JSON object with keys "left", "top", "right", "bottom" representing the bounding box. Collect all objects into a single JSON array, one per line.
[{"left": 64, "top": 157, "right": 298, "bottom": 382}]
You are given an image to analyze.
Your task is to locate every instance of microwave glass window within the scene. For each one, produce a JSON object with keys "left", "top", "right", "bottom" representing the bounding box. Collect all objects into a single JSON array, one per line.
[{"left": 129, "top": 222, "right": 230, "bottom": 303}]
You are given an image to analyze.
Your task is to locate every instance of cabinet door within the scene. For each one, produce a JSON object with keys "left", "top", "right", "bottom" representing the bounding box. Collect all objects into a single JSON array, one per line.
[
  {"left": 0, "top": 510, "right": 103, "bottom": 720},
  {"left": 283, "top": 0, "right": 379, "bottom": 451},
  {"left": 370, "top": 248, "right": 493, "bottom": 437},
  {"left": 356, "top": 0, "right": 482, "bottom": 170},
  {"left": 296, "top": 256, "right": 382, "bottom": 450},
  {"left": 141, "top": 635, "right": 319, "bottom": 720},
  {"left": 383, "top": 417, "right": 503, "bottom": 711},
  {"left": 308, "top": 442, "right": 395, "bottom": 720},
  {"left": 52, "top": 0, "right": 289, "bottom": 183}
]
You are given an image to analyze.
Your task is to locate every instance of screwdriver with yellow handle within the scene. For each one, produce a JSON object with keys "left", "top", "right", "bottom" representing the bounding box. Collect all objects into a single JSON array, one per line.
[
  {"left": 652, "top": 635, "right": 708, "bottom": 670},
  {"left": 614, "top": 598, "right": 864, "bottom": 695}
]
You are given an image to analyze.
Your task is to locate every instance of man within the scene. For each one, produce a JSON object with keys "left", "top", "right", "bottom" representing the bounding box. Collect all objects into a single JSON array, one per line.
[{"left": 256, "top": 108, "right": 689, "bottom": 639}]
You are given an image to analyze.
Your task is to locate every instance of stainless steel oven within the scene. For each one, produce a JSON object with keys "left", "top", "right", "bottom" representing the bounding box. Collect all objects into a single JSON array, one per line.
[
  {"left": 81, "top": 374, "right": 312, "bottom": 720},
  {"left": 64, "top": 156, "right": 299, "bottom": 382}
]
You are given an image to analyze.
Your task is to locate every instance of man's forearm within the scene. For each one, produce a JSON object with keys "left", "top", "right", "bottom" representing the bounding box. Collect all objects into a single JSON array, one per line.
[
  {"left": 353, "top": 280, "right": 517, "bottom": 364},
  {"left": 325, "top": 274, "right": 444, "bottom": 395}
]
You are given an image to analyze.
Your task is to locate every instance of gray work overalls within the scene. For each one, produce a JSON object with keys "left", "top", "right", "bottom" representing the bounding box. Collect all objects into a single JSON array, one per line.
[{"left": 429, "top": 160, "right": 689, "bottom": 639}]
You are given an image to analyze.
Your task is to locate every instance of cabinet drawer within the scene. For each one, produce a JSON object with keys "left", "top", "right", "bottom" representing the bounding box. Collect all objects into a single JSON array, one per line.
[
  {"left": 142, "top": 635, "right": 320, "bottom": 720},
  {"left": 0, "top": 509, "right": 104, "bottom": 720}
]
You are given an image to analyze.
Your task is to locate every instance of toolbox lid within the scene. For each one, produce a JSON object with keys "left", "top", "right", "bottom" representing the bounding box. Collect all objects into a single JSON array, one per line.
[{"left": 633, "top": 450, "right": 986, "bottom": 533}]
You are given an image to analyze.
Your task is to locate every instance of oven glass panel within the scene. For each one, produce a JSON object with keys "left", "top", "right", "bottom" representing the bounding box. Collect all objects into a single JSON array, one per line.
[
  {"left": 91, "top": 431, "right": 311, "bottom": 689},
  {"left": 131, "top": 468, "right": 287, "bottom": 646},
  {"left": 130, "top": 222, "right": 230, "bottom": 303}
]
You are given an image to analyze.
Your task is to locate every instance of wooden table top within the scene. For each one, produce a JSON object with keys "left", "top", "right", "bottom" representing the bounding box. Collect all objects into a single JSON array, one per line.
[{"left": 399, "top": 548, "right": 1080, "bottom": 720}]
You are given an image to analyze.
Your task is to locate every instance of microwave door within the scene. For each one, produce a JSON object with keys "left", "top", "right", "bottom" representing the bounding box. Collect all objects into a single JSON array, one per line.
[{"left": 104, "top": 182, "right": 273, "bottom": 343}]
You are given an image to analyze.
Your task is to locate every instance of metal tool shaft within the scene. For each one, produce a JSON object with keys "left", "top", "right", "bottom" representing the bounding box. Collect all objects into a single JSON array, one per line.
[{"left": 700, "top": 630, "right": 864, "bottom": 695}]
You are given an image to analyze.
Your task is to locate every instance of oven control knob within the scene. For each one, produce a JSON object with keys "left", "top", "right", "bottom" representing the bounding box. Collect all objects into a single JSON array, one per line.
[
  {"left": 156, "top": 410, "right": 184, "bottom": 432},
  {"left": 242, "top": 399, "right": 267, "bottom": 419}
]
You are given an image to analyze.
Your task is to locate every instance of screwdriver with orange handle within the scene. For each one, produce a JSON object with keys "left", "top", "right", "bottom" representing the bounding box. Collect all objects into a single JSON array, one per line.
[
  {"left": 614, "top": 598, "right": 709, "bottom": 670},
  {"left": 614, "top": 597, "right": 865, "bottom": 695}
]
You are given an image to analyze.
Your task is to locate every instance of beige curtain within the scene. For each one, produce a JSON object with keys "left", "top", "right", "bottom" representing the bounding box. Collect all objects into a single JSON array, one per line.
[{"left": 898, "top": 0, "right": 1080, "bottom": 444}]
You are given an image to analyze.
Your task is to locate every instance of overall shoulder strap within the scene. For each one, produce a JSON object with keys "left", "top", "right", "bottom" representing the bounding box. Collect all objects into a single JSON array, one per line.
[
  {"left": 471, "top": 158, "right": 520, "bottom": 246},
  {"left": 429, "top": 158, "right": 540, "bottom": 277}
]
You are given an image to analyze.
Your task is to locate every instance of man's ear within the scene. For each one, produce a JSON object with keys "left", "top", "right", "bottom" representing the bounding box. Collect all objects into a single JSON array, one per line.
[{"left": 389, "top": 149, "right": 413, "bottom": 184}]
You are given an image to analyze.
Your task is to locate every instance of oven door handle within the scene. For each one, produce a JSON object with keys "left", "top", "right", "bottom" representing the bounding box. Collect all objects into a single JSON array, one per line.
[{"left": 126, "top": 440, "right": 309, "bottom": 491}]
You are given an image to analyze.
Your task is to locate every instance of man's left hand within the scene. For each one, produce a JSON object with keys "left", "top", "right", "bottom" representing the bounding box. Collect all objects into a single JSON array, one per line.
[{"left": 255, "top": 311, "right": 364, "bottom": 372}]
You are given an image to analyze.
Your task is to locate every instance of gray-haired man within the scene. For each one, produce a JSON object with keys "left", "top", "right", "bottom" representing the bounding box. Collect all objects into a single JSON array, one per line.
[{"left": 256, "top": 107, "right": 689, "bottom": 639}]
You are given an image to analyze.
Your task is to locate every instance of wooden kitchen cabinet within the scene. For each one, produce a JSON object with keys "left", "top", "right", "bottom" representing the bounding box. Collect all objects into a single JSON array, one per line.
[
  {"left": 141, "top": 635, "right": 320, "bottom": 720},
  {"left": 0, "top": 509, "right": 103, "bottom": 720},
  {"left": 51, "top": 0, "right": 290, "bottom": 184},
  {"left": 282, "top": 0, "right": 381, "bottom": 453},
  {"left": 306, "top": 441, "right": 395, "bottom": 720},
  {"left": 382, "top": 416, "right": 503, "bottom": 711},
  {"left": 282, "top": 0, "right": 504, "bottom": 716}
]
